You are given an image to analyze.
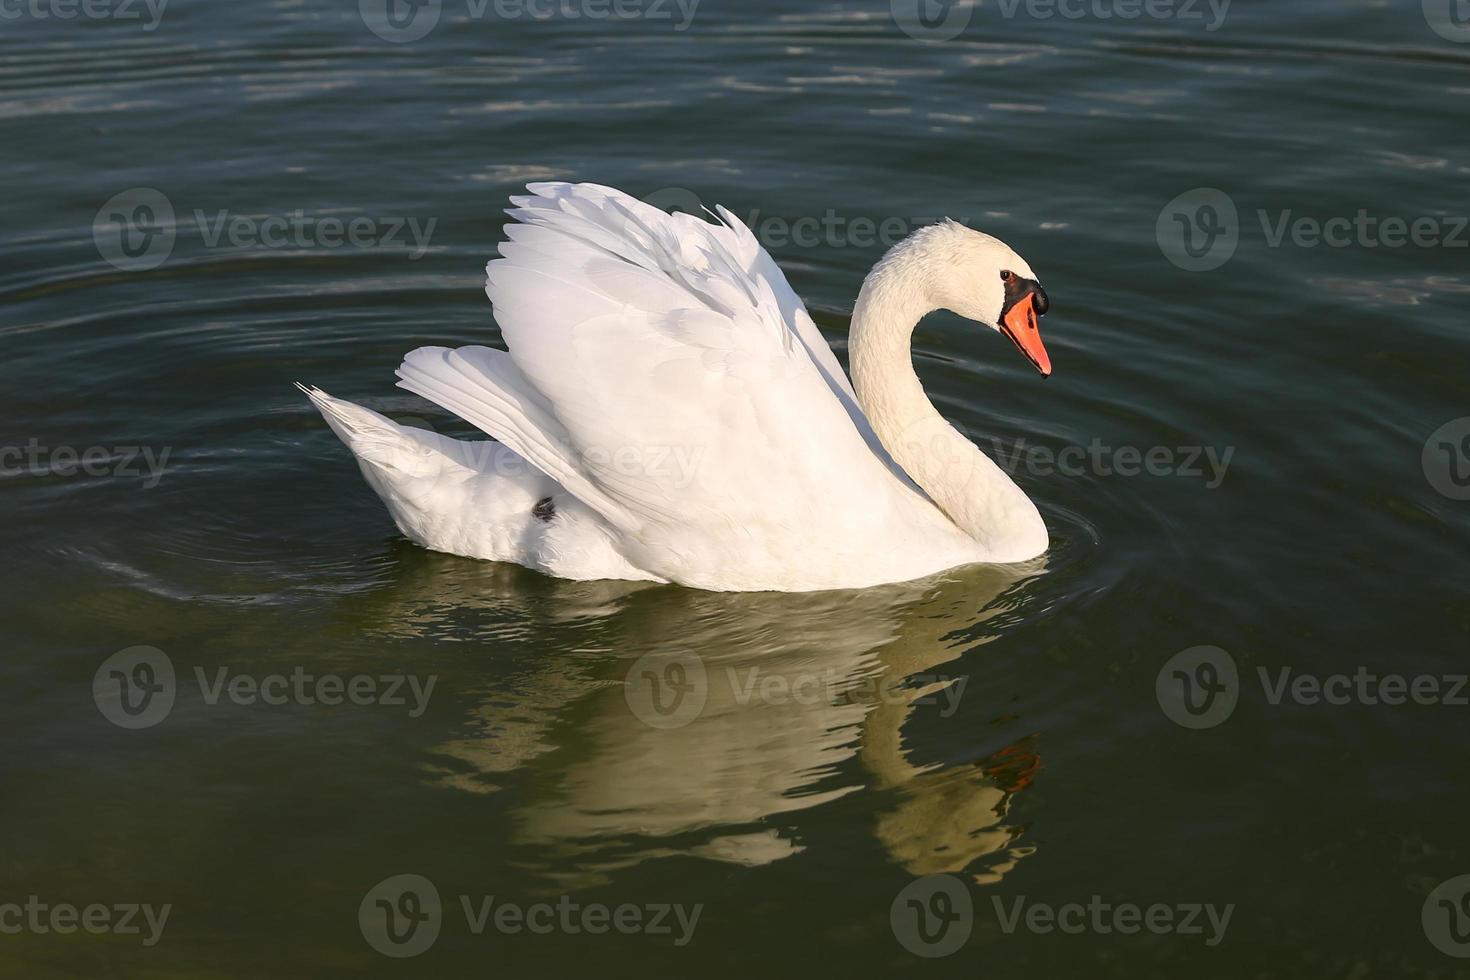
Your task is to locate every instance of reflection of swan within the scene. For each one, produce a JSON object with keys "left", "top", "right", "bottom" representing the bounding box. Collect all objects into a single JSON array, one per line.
[
  {"left": 349, "top": 552, "right": 1044, "bottom": 888},
  {"left": 862, "top": 643, "right": 1040, "bottom": 885},
  {"left": 303, "top": 181, "right": 1055, "bottom": 591}
]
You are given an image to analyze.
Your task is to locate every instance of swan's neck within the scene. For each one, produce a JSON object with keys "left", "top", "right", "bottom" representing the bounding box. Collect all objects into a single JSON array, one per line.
[{"left": 849, "top": 260, "right": 1045, "bottom": 559}]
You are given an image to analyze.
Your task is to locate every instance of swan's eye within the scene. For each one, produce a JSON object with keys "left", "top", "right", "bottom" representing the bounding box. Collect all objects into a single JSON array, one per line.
[{"left": 1000, "top": 270, "right": 1016, "bottom": 284}]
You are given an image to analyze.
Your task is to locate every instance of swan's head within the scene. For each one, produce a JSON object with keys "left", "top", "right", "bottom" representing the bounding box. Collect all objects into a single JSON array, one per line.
[{"left": 892, "top": 220, "right": 1053, "bottom": 377}]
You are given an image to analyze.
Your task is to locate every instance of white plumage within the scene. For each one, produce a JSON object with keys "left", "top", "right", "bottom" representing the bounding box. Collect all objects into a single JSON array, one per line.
[{"left": 304, "top": 182, "right": 1054, "bottom": 591}]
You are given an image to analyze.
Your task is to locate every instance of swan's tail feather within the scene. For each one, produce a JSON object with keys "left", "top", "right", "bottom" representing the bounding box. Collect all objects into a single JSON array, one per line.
[
  {"left": 393, "top": 346, "right": 637, "bottom": 532},
  {"left": 297, "top": 383, "right": 425, "bottom": 473}
]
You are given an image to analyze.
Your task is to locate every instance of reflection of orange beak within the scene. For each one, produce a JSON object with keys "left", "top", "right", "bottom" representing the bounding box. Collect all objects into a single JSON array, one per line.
[{"left": 1000, "top": 291, "right": 1051, "bottom": 378}]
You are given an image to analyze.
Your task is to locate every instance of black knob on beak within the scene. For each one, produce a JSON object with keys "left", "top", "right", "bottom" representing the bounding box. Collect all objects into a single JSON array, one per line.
[{"left": 1031, "top": 282, "right": 1049, "bottom": 316}]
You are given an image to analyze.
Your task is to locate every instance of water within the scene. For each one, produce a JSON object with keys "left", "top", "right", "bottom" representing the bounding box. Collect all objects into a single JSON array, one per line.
[{"left": 4, "top": 0, "right": 1469, "bottom": 975}]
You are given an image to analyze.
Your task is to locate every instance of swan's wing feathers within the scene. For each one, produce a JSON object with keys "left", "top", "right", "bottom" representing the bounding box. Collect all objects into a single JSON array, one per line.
[
  {"left": 509, "top": 182, "right": 791, "bottom": 347},
  {"left": 475, "top": 182, "right": 903, "bottom": 551},
  {"left": 394, "top": 344, "right": 638, "bottom": 530},
  {"left": 716, "top": 201, "right": 915, "bottom": 487}
]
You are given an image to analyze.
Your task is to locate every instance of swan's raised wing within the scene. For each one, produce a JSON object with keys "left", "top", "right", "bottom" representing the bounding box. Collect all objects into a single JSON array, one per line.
[
  {"left": 502, "top": 182, "right": 893, "bottom": 459},
  {"left": 396, "top": 182, "right": 923, "bottom": 585},
  {"left": 706, "top": 197, "right": 916, "bottom": 487}
]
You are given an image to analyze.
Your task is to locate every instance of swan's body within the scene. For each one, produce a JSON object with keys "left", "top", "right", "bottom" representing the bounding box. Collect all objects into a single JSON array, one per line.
[{"left": 303, "top": 182, "right": 1055, "bottom": 592}]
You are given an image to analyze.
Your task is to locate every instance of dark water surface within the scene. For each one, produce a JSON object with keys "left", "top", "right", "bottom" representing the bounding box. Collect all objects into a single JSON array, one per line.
[{"left": 4, "top": 0, "right": 1470, "bottom": 976}]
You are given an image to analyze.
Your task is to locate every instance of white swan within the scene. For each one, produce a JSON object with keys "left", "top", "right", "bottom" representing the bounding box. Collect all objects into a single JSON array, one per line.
[{"left": 302, "top": 182, "right": 1055, "bottom": 592}]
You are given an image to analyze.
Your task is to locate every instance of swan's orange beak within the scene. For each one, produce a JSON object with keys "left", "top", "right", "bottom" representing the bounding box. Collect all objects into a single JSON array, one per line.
[{"left": 1000, "top": 290, "right": 1051, "bottom": 378}]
